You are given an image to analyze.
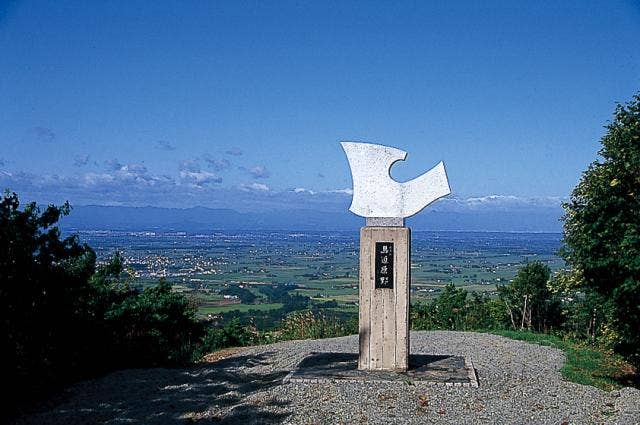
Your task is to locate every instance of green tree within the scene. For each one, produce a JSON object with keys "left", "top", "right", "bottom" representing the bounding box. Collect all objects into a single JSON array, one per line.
[
  {"left": 498, "top": 262, "right": 558, "bottom": 332},
  {"left": 0, "top": 192, "right": 96, "bottom": 403},
  {"left": 411, "top": 284, "right": 469, "bottom": 330},
  {"left": 561, "top": 93, "right": 640, "bottom": 365},
  {"left": 550, "top": 269, "right": 610, "bottom": 343},
  {"left": 197, "top": 318, "right": 255, "bottom": 353},
  {"left": 104, "top": 278, "right": 200, "bottom": 366},
  {"left": 432, "top": 284, "right": 468, "bottom": 330},
  {"left": 465, "top": 292, "right": 508, "bottom": 330},
  {"left": 0, "top": 191, "right": 203, "bottom": 413}
]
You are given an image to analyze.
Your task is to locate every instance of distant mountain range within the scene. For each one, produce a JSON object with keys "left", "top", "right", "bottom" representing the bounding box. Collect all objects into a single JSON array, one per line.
[{"left": 59, "top": 204, "right": 564, "bottom": 233}]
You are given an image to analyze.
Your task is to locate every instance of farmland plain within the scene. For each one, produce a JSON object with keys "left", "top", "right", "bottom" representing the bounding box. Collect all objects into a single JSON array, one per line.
[{"left": 74, "top": 230, "right": 564, "bottom": 322}]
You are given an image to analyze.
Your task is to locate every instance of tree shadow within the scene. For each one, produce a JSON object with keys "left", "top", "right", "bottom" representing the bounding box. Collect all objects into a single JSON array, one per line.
[{"left": 14, "top": 351, "right": 291, "bottom": 424}]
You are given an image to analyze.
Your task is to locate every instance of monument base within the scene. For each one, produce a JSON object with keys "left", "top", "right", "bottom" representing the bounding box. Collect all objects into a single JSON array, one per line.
[
  {"left": 284, "top": 352, "right": 478, "bottom": 388},
  {"left": 359, "top": 226, "right": 410, "bottom": 371}
]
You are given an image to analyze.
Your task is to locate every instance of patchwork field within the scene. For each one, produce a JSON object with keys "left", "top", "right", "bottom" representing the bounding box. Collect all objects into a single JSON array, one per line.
[{"left": 76, "top": 230, "right": 564, "bottom": 321}]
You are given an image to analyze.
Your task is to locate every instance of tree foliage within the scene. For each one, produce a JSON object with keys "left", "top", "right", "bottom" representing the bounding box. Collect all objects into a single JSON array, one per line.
[
  {"left": 411, "top": 284, "right": 508, "bottom": 331},
  {"left": 0, "top": 192, "right": 201, "bottom": 411},
  {"left": 196, "top": 318, "right": 256, "bottom": 355},
  {"left": 101, "top": 278, "right": 200, "bottom": 367},
  {"left": 1, "top": 192, "right": 95, "bottom": 398},
  {"left": 561, "top": 93, "right": 640, "bottom": 365},
  {"left": 498, "top": 262, "right": 560, "bottom": 332}
]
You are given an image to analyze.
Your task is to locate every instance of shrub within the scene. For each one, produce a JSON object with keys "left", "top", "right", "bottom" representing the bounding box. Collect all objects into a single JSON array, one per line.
[
  {"left": 0, "top": 192, "right": 95, "bottom": 403},
  {"left": 277, "top": 310, "right": 356, "bottom": 340},
  {"left": 0, "top": 192, "right": 202, "bottom": 412},
  {"left": 103, "top": 278, "right": 201, "bottom": 367}
]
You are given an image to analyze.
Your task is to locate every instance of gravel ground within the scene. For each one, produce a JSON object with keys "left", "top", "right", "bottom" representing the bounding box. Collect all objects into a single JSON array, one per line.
[{"left": 13, "top": 331, "right": 640, "bottom": 424}]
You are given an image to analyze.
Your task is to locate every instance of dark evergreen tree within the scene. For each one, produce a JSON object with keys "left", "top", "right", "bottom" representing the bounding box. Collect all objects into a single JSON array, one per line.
[
  {"left": 0, "top": 192, "right": 95, "bottom": 404},
  {"left": 0, "top": 191, "right": 202, "bottom": 414}
]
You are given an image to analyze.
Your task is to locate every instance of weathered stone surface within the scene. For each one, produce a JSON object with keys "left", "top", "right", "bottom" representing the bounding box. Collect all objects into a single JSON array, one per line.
[
  {"left": 341, "top": 141, "right": 451, "bottom": 218},
  {"left": 366, "top": 217, "right": 405, "bottom": 227},
  {"left": 359, "top": 227, "right": 410, "bottom": 371}
]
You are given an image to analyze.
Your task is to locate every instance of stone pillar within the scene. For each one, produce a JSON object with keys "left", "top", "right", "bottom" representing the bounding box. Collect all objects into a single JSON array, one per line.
[{"left": 358, "top": 226, "right": 410, "bottom": 371}]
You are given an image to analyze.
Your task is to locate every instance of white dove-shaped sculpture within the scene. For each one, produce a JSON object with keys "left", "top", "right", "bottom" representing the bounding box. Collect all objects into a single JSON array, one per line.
[{"left": 341, "top": 141, "right": 451, "bottom": 219}]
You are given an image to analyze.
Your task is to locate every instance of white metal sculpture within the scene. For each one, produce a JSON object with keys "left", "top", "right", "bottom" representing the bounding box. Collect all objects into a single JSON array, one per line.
[{"left": 340, "top": 141, "right": 451, "bottom": 219}]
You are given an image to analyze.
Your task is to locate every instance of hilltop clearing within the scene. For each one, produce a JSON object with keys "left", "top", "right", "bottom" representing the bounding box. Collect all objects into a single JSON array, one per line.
[{"left": 14, "top": 331, "right": 640, "bottom": 424}]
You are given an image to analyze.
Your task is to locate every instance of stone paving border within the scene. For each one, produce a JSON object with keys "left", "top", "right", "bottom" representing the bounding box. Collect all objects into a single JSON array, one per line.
[{"left": 283, "top": 352, "right": 479, "bottom": 388}]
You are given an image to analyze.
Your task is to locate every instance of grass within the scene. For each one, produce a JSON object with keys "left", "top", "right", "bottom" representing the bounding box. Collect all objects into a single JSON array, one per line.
[{"left": 489, "top": 329, "right": 637, "bottom": 391}]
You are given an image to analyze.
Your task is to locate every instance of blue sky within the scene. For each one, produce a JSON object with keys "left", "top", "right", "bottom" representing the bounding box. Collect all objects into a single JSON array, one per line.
[{"left": 1, "top": 1, "right": 639, "bottom": 213}]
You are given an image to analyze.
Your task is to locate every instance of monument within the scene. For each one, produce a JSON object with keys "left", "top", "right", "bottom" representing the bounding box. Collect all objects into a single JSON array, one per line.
[
  {"left": 341, "top": 141, "right": 451, "bottom": 371},
  {"left": 285, "top": 144, "right": 475, "bottom": 387}
]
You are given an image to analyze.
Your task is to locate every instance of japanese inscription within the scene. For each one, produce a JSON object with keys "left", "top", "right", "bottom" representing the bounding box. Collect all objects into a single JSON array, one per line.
[{"left": 375, "top": 242, "right": 394, "bottom": 289}]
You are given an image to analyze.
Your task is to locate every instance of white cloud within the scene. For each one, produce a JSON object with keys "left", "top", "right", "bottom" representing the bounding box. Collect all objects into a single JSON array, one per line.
[
  {"left": 203, "top": 155, "right": 230, "bottom": 172},
  {"left": 104, "top": 159, "right": 123, "bottom": 171},
  {"left": 178, "top": 159, "right": 222, "bottom": 186},
  {"left": 291, "top": 187, "right": 353, "bottom": 196},
  {"left": 180, "top": 170, "right": 222, "bottom": 186},
  {"left": 326, "top": 188, "right": 353, "bottom": 195},
  {"left": 178, "top": 159, "right": 199, "bottom": 173},
  {"left": 81, "top": 172, "right": 115, "bottom": 186},
  {"left": 434, "top": 194, "right": 566, "bottom": 212},
  {"left": 0, "top": 163, "right": 565, "bottom": 217},
  {"left": 240, "top": 182, "right": 270, "bottom": 192},
  {"left": 293, "top": 187, "right": 316, "bottom": 195},
  {"left": 249, "top": 165, "right": 270, "bottom": 179}
]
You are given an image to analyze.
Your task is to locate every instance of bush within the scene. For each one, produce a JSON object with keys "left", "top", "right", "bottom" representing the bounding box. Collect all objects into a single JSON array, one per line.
[
  {"left": 102, "top": 278, "right": 201, "bottom": 367},
  {"left": 194, "top": 318, "right": 257, "bottom": 358},
  {"left": 0, "top": 192, "right": 202, "bottom": 412},
  {"left": 0, "top": 193, "right": 96, "bottom": 404},
  {"left": 466, "top": 292, "right": 509, "bottom": 330},
  {"left": 411, "top": 284, "right": 508, "bottom": 331},
  {"left": 277, "top": 310, "right": 356, "bottom": 340}
]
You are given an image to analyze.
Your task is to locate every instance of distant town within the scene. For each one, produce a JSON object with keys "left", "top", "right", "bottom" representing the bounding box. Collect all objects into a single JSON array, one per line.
[{"left": 74, "top": 230, "right": 565, "bottom": 322}]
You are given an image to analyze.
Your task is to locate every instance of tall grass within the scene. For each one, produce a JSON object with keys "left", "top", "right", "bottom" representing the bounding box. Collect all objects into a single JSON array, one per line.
[{"left": 276, "top": 310, "right": 357, "bottom": 340}]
